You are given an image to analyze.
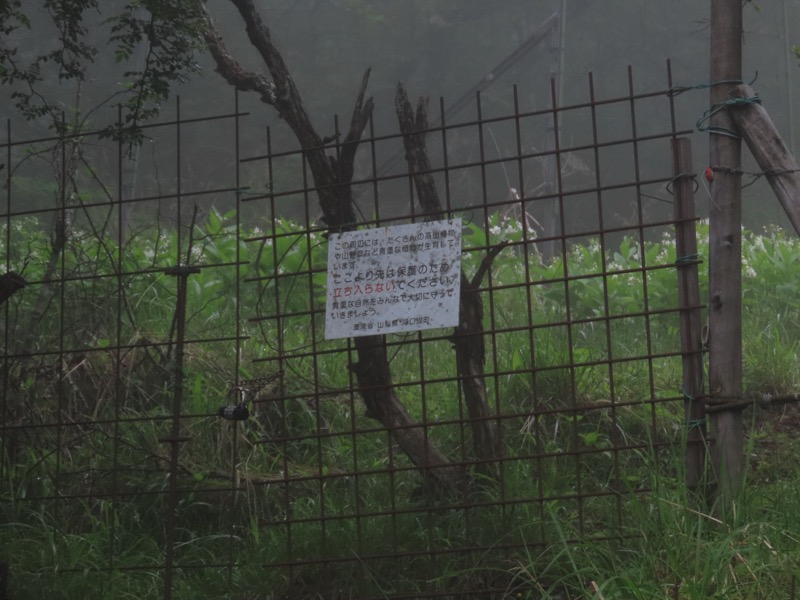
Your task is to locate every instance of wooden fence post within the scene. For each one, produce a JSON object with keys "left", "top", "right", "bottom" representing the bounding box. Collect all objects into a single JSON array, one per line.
[
  {"left": 708, "top": 0, "right": 745, "bottom": 503},
  {"left": 728, "top": 83, "right": 800, "bottom": 235},
  {"left": 671, "top": 138, "right": 707, "bottom": 492}
]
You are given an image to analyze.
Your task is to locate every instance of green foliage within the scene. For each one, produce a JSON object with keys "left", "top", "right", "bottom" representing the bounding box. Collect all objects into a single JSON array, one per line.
[
  {"left": 510, "top": 477, "right": 800, "bottom": 599},
  {"left": 1, "top": 1, "right": 205, "bottom": 141},
  {"left": 3, "top": 211, "right": 800, "bottom": 598},
  {"left": 104, "top": 1, "right": 206, "bottom": 143}
]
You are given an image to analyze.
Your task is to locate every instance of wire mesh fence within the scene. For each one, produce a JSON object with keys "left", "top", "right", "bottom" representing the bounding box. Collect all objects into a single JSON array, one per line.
[{"left": 2, "top": 64, "right": 708, "bottom": 599}]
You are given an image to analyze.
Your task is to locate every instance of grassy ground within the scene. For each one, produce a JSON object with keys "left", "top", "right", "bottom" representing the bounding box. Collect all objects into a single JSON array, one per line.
[{"left": 2, "top": 214, "right": 800, "bottom": 598}]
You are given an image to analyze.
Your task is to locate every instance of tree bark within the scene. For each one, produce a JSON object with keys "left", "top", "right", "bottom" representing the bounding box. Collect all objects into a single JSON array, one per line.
[
  {"left": 0, "top": 272, "right": 25, "bottom": 305},
  {"left": 728, "top": 83, "right": 800, "bottom": 235},
  {"left": 203, "top": 1, "right": 466, "bottom": 493},
  {"left": 395, "top": 84, "right": 503, "bottom": 476},
  {"left": 708, "top": 0, "right": 744, "bottom": 503},
  {"left": 352, "top": 336, "right": 467, "bottom": 489}
]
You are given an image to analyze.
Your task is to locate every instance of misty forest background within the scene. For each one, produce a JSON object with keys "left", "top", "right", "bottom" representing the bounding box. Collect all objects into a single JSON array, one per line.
[{"left": 5, "top": 0, "right": 800, "bottom": 231}]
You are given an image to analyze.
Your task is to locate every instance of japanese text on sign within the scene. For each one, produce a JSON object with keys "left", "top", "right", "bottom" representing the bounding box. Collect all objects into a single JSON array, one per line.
[{"left": 325, "top": 219, "right": 462, "bottom": 339}]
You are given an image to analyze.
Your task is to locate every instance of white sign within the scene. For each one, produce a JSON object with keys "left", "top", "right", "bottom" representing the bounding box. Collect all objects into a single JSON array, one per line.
[{"left": 325, "top": 219, "right": 462, "bottom": 339}]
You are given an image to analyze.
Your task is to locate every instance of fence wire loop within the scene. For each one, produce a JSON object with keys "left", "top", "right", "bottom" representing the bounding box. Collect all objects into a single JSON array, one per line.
[{"left": 666, "top": 172, "right": 698, "bottom": 196}]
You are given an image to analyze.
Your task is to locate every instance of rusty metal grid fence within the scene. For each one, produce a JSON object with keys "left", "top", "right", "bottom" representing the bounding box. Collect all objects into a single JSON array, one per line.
[{"left": 2, "top": 64, "right": 702, "bottom": 599}]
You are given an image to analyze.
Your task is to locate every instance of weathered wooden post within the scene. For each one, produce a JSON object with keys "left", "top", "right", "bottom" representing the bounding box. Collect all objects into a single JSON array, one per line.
[
  {"left": 707, "top": 0, "right": 745, "bottom": 503},
  {"left": 671, "top": 138, "right": 706, "bottom": 491},
  {"left": 728, "top": 84, "right": 800, "bottom": 235}
]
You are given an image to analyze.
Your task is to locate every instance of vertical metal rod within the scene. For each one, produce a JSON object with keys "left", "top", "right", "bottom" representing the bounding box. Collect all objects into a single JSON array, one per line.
[
  {"left": 2, "top": 120, "right": 10, "bottom": 500},
  {"left": 108, "top": 104, "right": 124, "bottom": 592},
  {"left": 671, "top": 138, "right": 707, "bottom": 492},
  {"left": 228, "top": 87, "right": 242, "bottom": 589},
  {"left": 512, "top": 82, "right": 547, "bottom": 538},
  {"left": 627, "top": 66, "right": 659, "bottom": 456},
  {"left": 550, "top": 77, "right": 583, "bottom": 533},
  {"left": 162, "top": 264, "right": 199, "bottom": 600},
  {"left": 55, "top": 111, "right": 68, "bottom": 554},
  {"left": 264, "top": 125, "right": 294, "bottom": 582},
  {"left": 1, "top": 119, "right": 10, "bottom": 600},
  {"left": 588, "top": 71, "right": 621, "bottom": 522}
]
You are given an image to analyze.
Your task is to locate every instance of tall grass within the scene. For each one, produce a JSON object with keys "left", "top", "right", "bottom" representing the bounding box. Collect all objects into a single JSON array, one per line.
[{"left": 2, "top": 211, "right": 800, "bottom": 598}]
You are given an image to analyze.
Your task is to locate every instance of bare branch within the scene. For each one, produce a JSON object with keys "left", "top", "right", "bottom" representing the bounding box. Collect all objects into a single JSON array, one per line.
[
  {"left": 338, "top": 68, "right": 374, "bottom": 183},
  {"left": 395, "top": 84, "right": 441, "bottom": 220},
  {"left": 395, "top": 82, "right": 501, "bottom": 474},
  {"left": 470, "top": 241, "right": 510, "bottom": 289},
  {"left": 227, "top": 0, "right": 321, "bottom": 147},
  {"left": 201, "top": 6, "right": 276, "bottom": 105}
]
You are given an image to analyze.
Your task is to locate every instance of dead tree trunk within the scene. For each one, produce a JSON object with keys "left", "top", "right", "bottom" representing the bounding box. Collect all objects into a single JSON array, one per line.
[
  {"left": 203, "top": 0, "right": 466, "bottom": 493},
  {"left": 395, "top": 85, "right": 505, "bottom": 477}
]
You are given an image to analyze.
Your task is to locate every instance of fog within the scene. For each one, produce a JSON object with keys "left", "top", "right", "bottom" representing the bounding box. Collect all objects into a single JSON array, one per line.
[{"left": 2, "top": 1, "right": 799, "bottom": 230}]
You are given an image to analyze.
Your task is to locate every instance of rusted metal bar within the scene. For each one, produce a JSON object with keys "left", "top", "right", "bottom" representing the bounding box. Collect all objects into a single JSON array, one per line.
[
  {"left": 162, "top": 263, "right": 200, "bottom": 600},
  {"left": 395, "top": 84, "right": 502, "bottom": 477},
  {"left": 705, "top": 393, "right": 800, "bottom": 413}
]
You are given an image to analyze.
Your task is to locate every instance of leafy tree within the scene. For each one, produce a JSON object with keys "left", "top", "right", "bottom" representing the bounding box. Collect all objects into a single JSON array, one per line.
[{"left": 1, "top": 0, "right": 206, "bottom": 141}]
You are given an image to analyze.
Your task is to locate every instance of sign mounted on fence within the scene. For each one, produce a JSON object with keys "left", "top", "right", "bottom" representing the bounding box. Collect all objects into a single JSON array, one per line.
[{"left": 325, "top": 219, "right": 462, "bottom": 339}]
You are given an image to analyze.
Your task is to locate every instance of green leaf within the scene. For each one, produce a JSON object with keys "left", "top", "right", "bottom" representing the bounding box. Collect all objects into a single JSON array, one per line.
[
  {"left": 207, "top": 208, "right": 222, "bottom": 235},
  {"left": 511, "top": 348, "right": 524, "bottom": 371}
]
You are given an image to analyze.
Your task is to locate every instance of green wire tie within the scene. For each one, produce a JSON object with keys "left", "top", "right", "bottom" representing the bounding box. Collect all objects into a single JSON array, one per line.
[
  {"left": 668, "top": 71, "right": 758, "bottom": 96},
  {"left": 683, "top": 390, "right": 707, "bottom": 430},
  {"left": 235, "top": 185, "right": 273, "bottom": 196},
  {"left": 696, "top": 95, "right": 762, "bottom": 139},
  {"left": 669, "top": 73, "right": 760, "bottom": 138},
  {"left": 675, "top": 253, "right": 699, "bottom": 266}
]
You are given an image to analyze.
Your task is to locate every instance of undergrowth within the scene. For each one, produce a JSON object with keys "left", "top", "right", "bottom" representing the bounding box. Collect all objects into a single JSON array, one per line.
[{"left": 1, "top": 210, "right": 799, "bottom": 598}]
